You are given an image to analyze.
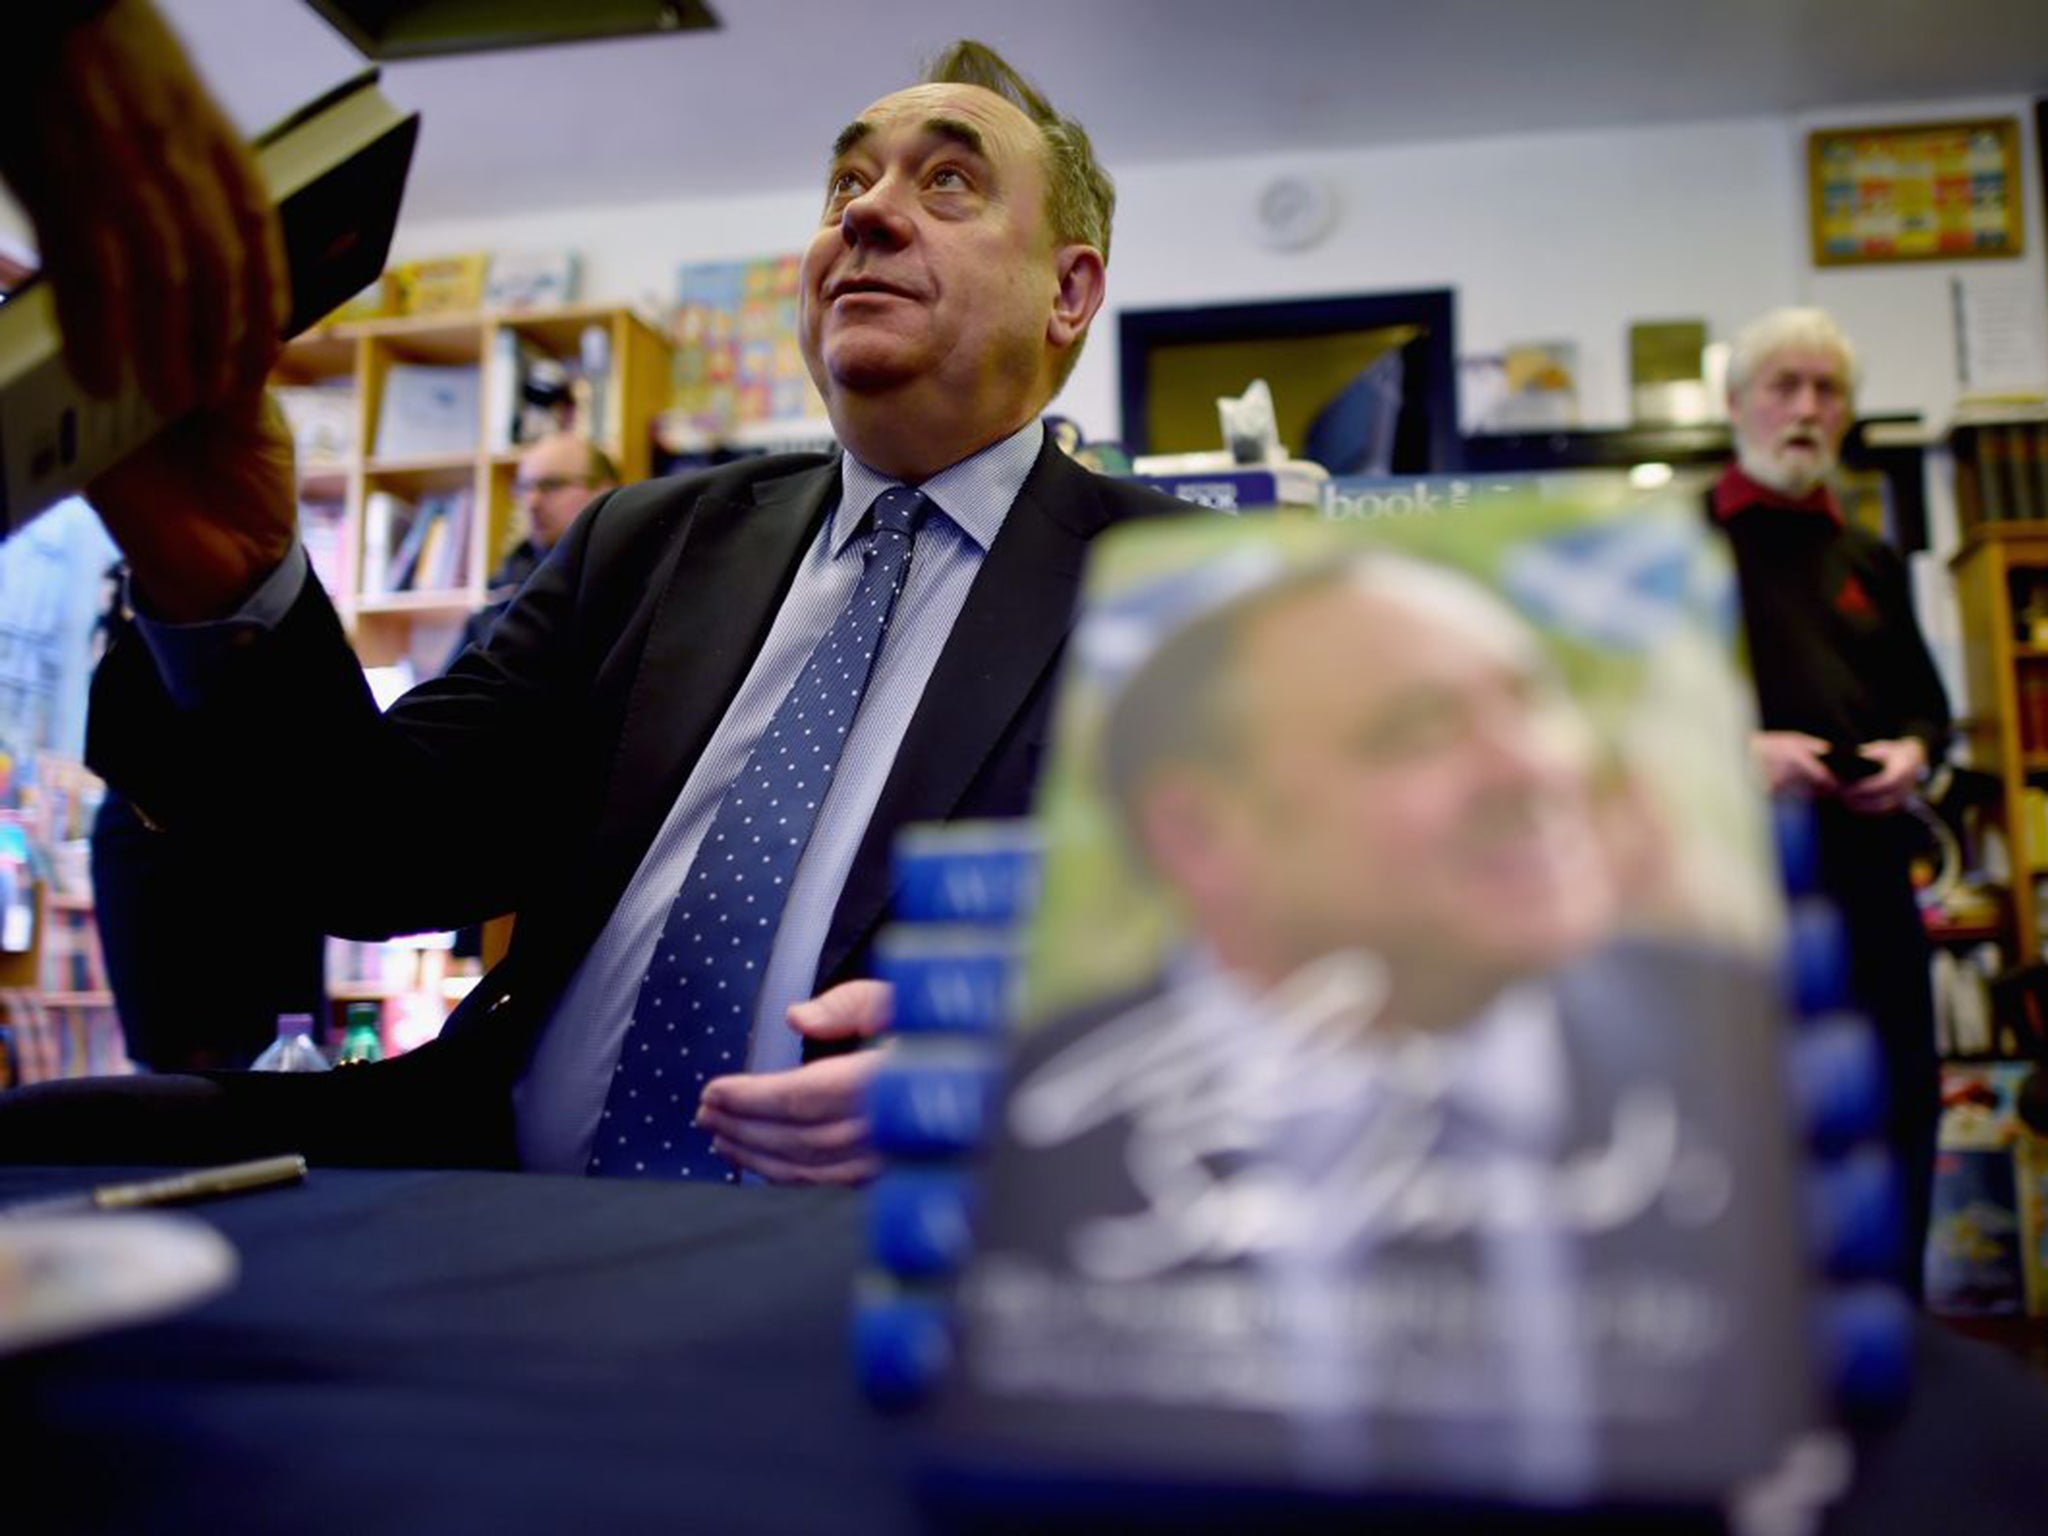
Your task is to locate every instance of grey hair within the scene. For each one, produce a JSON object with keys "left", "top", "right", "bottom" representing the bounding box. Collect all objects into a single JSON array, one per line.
[{"left": 1725, "top": 307, "right": 1860, "bottom": 399}]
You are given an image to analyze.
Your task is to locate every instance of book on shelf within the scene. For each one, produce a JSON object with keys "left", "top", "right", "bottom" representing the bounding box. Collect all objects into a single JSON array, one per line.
[
  {"left": 37, "top": 901, "right": 109, "bottom": 997},
  {"left": 486, "top": 322, "right": 616, "bottom": 451},
  {"left": 359, "top": 489, "right": 412, "bottom": 597},
  {"left": 0, "top": 68, "right": 419, "bottom": 534},
  {"left": 299, "top": 496, "right": 350, "bottom": 596},
  {"left": 1955, "top": 420, "right": 2048, "bottom": 532},
  {"left": 274, "top": 380, "right": 359, "bottom": 467},
  {"left": 423, "top": 490, "right": 473, "bottom": 590},
  {"left": 0, "top": 994, "right": 129, "bottom": 1084},
  {"left": 384, "top": 492, "right": 437, "bottom": 592},
  {"left": 916, "top": 488, "right": 1827, "bottom": 1518},
  {"left": 384, "top": 253, "right": 488, "bottom": 318},
  {"left": 577, "top": 323, "right": 614, "bottom": 446},
  {"left": 485, "top": 329, "right": 545, "bottom": 452},
  {"left": 373, "top": 363, "right": 481, "bottom": 460},
  {"left": 370, "top": 489, "right": 473, "bottom": 594},
  {"left": 483, "top": 250, "right": 580, "bottom": 311}
]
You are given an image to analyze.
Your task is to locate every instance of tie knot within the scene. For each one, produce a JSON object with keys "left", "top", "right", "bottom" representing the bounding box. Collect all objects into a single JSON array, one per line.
[{"left": 871, "top": 486, "right": 932, "bottom": 539}]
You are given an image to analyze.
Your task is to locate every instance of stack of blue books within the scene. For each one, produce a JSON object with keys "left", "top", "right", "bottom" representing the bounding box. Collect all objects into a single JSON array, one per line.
[{"left": 853, "top": 819, "right": 1041, "bottom": 1409}]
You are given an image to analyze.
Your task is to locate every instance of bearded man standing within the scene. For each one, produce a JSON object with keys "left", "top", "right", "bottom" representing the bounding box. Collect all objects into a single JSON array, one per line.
[{"left": 1711, "top": 306, "right": 1950, "bottom": 1297}]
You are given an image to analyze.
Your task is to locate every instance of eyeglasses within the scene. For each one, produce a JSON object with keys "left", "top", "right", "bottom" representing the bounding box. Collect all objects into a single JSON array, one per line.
[{"left": 513, "top": 475, "right": 594, "bottom": 497}]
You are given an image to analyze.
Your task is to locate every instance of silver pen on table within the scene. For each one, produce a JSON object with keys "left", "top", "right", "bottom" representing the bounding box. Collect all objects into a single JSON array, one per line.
[{"left": 0, "top": 1153, "right": 308, "bottom": 1218}]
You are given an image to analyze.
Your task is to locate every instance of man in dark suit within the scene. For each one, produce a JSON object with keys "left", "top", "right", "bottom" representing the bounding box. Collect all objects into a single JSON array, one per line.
[{"left": 0, "top": 40, "right": 1184, "bottom": 1181}]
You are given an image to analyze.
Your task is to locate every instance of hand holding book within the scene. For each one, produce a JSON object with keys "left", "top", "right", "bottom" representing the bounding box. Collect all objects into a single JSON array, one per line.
[
  {"left": 87, "top": 389, "right": 298, "bottom": 623},
  {"left": 0, "top": 45, "right": 416, "bottom": 535},
  {"left": 0, "top": 0, "right": 289, "bottom": 414}
]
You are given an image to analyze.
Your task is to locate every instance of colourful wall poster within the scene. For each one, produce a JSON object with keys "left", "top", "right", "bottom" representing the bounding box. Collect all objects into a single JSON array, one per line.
[
  {"left": 667, "top": 255, "right": 823, "bottom": 444},
  {"left": 1809, "top": 118, "right": 2024, "bottom": 267}
]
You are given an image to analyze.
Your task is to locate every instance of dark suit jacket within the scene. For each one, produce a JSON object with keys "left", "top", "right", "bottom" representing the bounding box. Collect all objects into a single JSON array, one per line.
[{"left": 44, "top": 439, "right": 1186, "bottom": 1168}]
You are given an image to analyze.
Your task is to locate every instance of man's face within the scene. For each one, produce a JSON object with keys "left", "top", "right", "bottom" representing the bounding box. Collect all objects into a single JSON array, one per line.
[
  {"left": 514, "top": 437, "right": 605, "bottom": 549},
  {"left": 1729, "top": 345, "right": 1852, "bottom": 496},
  {"left": 1180, "top": 578, "right": 1614, "bottom": 993},
  {"left": 799, "top": 82, "right": 1061, "bottom": 424}
]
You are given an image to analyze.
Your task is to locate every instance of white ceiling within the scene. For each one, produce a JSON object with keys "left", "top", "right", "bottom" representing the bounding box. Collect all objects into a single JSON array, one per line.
[{"left": 153, "top": 0, "right": 2048, "bottom": 224}]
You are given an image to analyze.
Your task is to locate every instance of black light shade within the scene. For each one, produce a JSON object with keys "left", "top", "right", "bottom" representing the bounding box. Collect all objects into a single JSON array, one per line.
[{"left": 302, "top": 0, "right": 719, "bottom": 61}]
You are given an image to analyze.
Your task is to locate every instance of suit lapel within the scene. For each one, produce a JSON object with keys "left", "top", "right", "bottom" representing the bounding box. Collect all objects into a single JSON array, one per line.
[
  {"left": 588, "top": 463, "right": 839, "bottom": 908},
  {"left": 821, "top": 443, "right": 1112, "bottom": 979}
]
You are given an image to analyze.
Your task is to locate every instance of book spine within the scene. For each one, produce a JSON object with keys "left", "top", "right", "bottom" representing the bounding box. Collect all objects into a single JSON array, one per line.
[
  {"left": 2011, "top": 427, "right": 2043, "bottom": 522},
  {"left": 867, "top": 1038, "right": 1001, "bottom": 1158},
  {"left": 872, "top": 926, "right": 1019, "bottom": 1037}
]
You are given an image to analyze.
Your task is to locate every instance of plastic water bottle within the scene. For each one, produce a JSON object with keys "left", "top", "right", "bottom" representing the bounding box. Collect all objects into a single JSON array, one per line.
[
  {"left": 333, "top": 1002, "right": 385, "bottom": 1066},
  {"left": 251, "top": 1012, "right": 331, "bottom": 1072}
]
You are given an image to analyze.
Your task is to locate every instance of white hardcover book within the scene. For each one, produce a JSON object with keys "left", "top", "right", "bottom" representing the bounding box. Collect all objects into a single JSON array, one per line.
[
  {"left": 374, "top": 365, "right": 481, "bottom": 461},
  {"left": 359, "top": 490, "right": 401, "bottom": 597}
]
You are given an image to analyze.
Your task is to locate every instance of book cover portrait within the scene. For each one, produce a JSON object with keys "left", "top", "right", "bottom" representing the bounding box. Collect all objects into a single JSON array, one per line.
[{"left": 943, "top": 494, "right": 1819, "bottom": 1511}]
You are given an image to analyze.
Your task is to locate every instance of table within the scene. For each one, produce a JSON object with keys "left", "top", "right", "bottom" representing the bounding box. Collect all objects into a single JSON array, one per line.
[{"left": 1, "top": 1166, "right": 2044, "bottom": 1535}]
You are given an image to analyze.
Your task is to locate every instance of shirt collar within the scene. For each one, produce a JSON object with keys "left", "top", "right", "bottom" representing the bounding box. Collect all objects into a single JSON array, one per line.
[
  {"left": 1711, "top": 462, "right": 1842, "bottom": 525},
  {"left": 832, "top": 417, "right": 1045, "bottom": 558}
]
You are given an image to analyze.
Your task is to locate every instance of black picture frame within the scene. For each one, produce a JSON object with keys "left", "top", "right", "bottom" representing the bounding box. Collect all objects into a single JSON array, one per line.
[{"left": 1117, "top": 289, "right": 1461, "bottom": 473}]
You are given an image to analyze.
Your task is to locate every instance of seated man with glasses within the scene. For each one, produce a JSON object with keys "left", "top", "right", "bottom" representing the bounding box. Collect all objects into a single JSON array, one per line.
[{"left": 445, "top": 433, "right": 621, "bottom": 672}]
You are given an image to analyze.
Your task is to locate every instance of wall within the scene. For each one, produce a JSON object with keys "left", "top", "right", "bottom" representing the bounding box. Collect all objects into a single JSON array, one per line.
[
  {"left": 390, "top": 95, "right": 2043, "bottom": 723},
  {"left": 390, "top": 93, "right": 2047, "bottom": 444}
]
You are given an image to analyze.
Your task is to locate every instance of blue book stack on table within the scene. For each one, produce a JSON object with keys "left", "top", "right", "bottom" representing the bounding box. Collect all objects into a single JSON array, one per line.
[{"left": 854, "top": 819, "right": 1041, "bottom": 1409}]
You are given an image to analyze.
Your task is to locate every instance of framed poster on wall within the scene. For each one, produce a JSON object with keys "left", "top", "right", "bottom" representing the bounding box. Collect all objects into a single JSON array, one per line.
[{"left": 1808, "top": 117, "right": 2024, "bottom": 267}]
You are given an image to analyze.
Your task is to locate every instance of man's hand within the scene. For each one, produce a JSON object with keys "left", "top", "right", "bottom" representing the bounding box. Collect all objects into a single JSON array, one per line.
[
  {"left": 1753, "top": 730, "right": 1839, "bottom": 797},
  {"left": 1840, "top": 738, "right": 1927, "bottom": 817},
  {"left": 0, "top": 0, "right": 289, "bottom": 414},
  {"left": 694, "top": 980, "right": 893, "bottom": 1186},
  {"left": 87, "top": 391, "right": 298, "bottom": 622}
]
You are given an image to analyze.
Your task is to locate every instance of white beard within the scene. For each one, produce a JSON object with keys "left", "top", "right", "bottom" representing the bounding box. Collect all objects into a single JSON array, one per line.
[{"left": 1735, "top": 436, "right": 1836, "bottom": 498}]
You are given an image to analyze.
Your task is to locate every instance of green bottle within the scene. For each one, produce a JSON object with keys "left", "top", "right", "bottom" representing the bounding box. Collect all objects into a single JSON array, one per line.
[{"left": 334, "top": 1001, "right": 385, "bottom": 1066}]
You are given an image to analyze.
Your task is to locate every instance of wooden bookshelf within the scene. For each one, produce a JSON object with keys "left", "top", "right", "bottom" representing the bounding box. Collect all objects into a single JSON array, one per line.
[
  {"left": 275, "top": 301, "right": 673, "bottom": 675},
  {"left": 1953, "top": 523, "right": 2048, "bottom": 958},
  {"left": 0, "top": 882, "right": 128, "bottom": 1086}
]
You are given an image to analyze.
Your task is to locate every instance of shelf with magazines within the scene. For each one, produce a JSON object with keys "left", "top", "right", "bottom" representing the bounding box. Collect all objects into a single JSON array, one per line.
[
  {"left": 0, "top": 759, "right": 128, "bottom": 1088},
  {"left": 272, "top": 299, "right": 674, "bottom": 675}
]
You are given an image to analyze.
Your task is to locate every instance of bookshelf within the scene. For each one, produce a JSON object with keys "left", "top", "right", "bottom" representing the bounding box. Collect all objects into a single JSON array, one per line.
[
  {"left": 0, "top": 883, "right": 127, "bottom": 1087},
  {"left": 274, "top": 301, "right": 673, "bottom": 673},
  {"left": 1952, "top": 409, "right": 2048, "bottom": 536},
  {"left": 264, "top": 301, "right": 674, "bottom": 1047},
  {"left": 1953, "top": 523, "right": 2048, "bottom": 975}
]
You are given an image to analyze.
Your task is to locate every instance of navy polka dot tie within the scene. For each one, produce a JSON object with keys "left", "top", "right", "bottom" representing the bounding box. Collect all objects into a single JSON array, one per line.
[{"left": 588, "top": 487, "right": 934, "bottom": 1179}]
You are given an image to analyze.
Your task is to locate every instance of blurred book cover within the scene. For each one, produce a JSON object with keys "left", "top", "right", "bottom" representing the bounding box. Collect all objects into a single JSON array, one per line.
[
  {"left": 483, "top": 249, "right": 580, "bottom": 311},
  {"left": 1927, "top": 1063, "right": 2042, "bottom": 1316},
  {"left": 385, "top": 253, "right": 487, "bottom": 317},
  {"left": 1471, "top": 340, "right": 1582, "bottom": 432},
  {"left": 935, "top": 492, "right": 1819, "bottom": 1512},
  {"left": 1630, "top": 319, "right": 1711, "bottom": 426}
]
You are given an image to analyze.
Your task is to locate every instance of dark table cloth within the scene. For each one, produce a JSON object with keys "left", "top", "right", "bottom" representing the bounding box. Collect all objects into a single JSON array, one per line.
[{"left": 0, "top": 1167, "right": 2042, "bottom": 1535}]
